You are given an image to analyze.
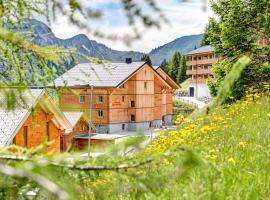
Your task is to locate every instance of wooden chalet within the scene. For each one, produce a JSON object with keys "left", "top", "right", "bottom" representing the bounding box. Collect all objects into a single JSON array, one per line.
[
  {"left": 61, "top": 112, "right": 89, "bottom": 150},
  {"left": 52, "top": 59, "right": 179, "bottom": 134},
  {"left": 0, "top": 89, "right": 73, "bottom": 152}
]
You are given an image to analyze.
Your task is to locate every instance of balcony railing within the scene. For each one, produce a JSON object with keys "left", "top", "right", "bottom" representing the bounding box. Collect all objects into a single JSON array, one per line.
[
  {"left": 186, "top": 68, "right": 212, "bottom": 75},
  {"left": 188, "top": 79, "right": 211, "bottom": 84},
  {"left": 186, "top": 58, "right": 218, "bottom": 66}
]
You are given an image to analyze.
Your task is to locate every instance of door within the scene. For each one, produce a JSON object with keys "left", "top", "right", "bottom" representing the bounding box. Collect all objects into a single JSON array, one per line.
[
  {"left": 60, "top": 136, "right": 65, "bottom": 152},
  {"left": 189, "top": 87, "right": 194, "bottom": 97}
]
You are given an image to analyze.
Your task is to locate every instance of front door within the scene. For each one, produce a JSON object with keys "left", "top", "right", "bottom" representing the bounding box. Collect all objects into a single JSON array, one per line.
[{"left": 189, "top": 87, "right": 195, "bottom": 97}]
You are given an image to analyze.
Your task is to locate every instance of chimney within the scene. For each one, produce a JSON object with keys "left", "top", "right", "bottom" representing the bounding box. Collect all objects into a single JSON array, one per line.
[{"left": 125, "top": 58, "right": 132, "bottom": 64}]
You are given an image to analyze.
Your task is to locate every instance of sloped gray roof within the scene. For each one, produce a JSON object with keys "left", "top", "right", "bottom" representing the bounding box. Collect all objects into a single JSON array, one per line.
[
  {"left": 152, "top": 66, "right": 160, "bottom": 70},
  {"left": 52, "top": 61, "right": 146, "bottom": 87},
  {"left": 63, "top": 112, "right": 83, "bottom": 127},
  {"left": 186, "top": 45, "right": 215, "bottom": 55},
  {"left": 0, "top": 89, "right": 44, "bottom": 146}
]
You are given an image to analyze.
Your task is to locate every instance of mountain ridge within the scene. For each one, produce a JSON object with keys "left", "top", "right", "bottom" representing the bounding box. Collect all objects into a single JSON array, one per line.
[{"left": 21, "top": 19, "right": 203, "bottom": 65}]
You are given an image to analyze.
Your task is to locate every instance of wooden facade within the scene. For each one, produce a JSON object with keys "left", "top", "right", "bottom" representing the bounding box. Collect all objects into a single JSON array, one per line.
[
  {"left": 61, "top": 117, "right": 89, "bottom": 151},
  {"left": 186, "top": 46, "right": 219, "bottom": 98},
  {"left": 12, "top": 107, "right": 64, "bottom": 153},
  {"left": 9, "top": 91, "right": 72, "bottom": 153},
  {"left": 59, "top": 63, "right": 178, "bottom": 133}
]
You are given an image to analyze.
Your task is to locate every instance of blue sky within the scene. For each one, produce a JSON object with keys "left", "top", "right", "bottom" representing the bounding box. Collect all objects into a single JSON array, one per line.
[{"left": 51, "top": 0, "right": 215, "bottom": 52}]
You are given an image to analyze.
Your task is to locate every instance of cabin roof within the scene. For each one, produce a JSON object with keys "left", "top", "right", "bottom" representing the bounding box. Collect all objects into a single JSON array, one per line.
[
  {"left": 63, "top": 112, "right": 84, "bottom": 127},
  {"left": 51, "top": 61, "right": 146, "bottom": 88},
  {"left": 153, "top": 66, "right": 180, "bottom": 89},
  {"left": 0, "top": 89, "right": 43, "bottom": 146},
  {"left": 0, "top": 89, "right": 72, "bottom": 146},
  {"left": 186, "top": 45, "right": 215, "bottom": 55}
]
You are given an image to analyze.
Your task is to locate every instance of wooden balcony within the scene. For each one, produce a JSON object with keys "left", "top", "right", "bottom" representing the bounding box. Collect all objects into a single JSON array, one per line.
[
  {"left": 186, "top": 58, "right": 218, "bottom": 66},
  {"left": 188, "top": 79, "right": 209, "bottom": 84},
  {"left": 186, "top": 68, "right": 212, "bottom": 75}
]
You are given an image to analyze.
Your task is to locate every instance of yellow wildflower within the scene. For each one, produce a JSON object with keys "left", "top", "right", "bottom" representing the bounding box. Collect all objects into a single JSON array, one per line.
[
  {"left": 209, "top": 149, "right": 218, "bottom": 154},
  {"left": 200, "top": 125, "right": 212, "bottom": 134},
  {"left": 227, "top": 157, "right": 236, "bottom": 166},
  {"left": 237, "top": 141, "right": 247, "bottom": 148},
  {"left": 205, "top": 154, "right": 217, "bottom": 160}
]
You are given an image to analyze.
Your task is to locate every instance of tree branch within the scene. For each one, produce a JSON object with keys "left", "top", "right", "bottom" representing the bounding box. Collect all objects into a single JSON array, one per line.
[
  {"left": 0, "top": 162, "right": 69, "bottom": 200},
  {"left": 0, "top": 155, "right": 153, "bottom": 171}
]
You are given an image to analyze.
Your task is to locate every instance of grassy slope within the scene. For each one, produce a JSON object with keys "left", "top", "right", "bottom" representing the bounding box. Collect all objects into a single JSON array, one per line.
[
  {"left": 83, "top": 92, "right": 270, "bottom": 199},
  {"left": 145, "top": 93, "right": 270, "bottom": 199}
]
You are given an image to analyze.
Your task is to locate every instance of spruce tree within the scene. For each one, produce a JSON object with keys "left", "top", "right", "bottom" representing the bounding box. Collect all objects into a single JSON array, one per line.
[
  {"left": 177, "top": 56, "right": 188, "bottom": 83},
  {"left": 141, "top": 54, "right": 152, "bottom": 66},
  {"left": 206, "top": 0, "right": 270, "bottom": 101},
  {"left": 168, "top": 51, "right": 181, "bottom": 81},
  {"left": 160, "top": 59, "right": 169, "bottom": 70}
]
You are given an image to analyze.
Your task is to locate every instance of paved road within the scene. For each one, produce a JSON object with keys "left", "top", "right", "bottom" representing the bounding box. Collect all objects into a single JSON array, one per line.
[{"left": 174, "top": 96, "right": 207, "bottom": 109}]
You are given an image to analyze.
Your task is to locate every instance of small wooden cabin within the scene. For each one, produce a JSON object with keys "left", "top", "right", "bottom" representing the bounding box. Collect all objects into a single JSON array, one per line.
[
  {"left": 0, "top": 89, "right": 72, "bottom": 152},
  {"left": 52, "top": 60, "right": 179, "bottom": 134},
  {"left": 61, "top": 112, "right": 89, "bottom": 151}
]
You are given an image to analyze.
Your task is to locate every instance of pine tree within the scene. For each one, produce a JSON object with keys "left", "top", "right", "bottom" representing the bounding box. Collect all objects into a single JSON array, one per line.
[
  {"left": 206, "top": 0, "right": 270, "bottom": 101},
  {"left": 168, "top": 51, "right": 181, "bottom": 81},
  {"left": 160, "top": 59, "right": 169, "bottom": 70},
  {"left": 177, "top": 56, "right": 188, "bottom": 83},
  {"left": 141, "top": 54, "right": 152, "bottom": 66}
]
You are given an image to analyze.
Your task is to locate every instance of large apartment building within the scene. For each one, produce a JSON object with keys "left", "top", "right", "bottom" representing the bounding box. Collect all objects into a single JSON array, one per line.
[
  {"left": 186, "top": 45, "right": 219, "bottom": 98},
  {"left": 52, "top": 60, "right": 179, "bottom": 134}
]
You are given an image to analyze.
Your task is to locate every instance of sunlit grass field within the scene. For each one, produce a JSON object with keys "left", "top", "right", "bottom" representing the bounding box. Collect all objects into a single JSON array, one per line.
[
  {"left": 89, "top": 88, "right": 270, "bottom": 199},
  {"left": 5, "top": 89, "right": 269, "bottom": 200},
  {"left": 141, "top": 90, "right": 270, "bottom": 199}
]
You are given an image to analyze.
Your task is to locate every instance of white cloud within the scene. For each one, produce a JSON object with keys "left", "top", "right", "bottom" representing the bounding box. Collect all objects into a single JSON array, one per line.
[{"left": 50, "top": 0, "right": 215, "bottom": 52}]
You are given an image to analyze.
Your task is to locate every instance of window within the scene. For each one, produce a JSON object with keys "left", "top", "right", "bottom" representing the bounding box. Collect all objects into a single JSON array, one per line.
[
  {"left": 204, "top": 65, "right": 208, "bottom": 69},
  {"left": 215, "top": 54, "right": 219, "bottom": 58},
  {"left": 46, "top": 122, "right": 50, "bottom": 140},
  {"left": 131, "top": 115, "right": 135, "bottom": 122},
  {"left": 79, "top": 95, "right": 85, "bottom": 103},
  {"left": 193, "top": 66, "right": 197, "bottom": 70},
  {"left": 204, "top": 75, "right": 208, "bottom": 79},
  {"left": 122, "top": 124, "right": 125, "bottom": 130},
  {"left": 209, "top": 54, "right": 213, "bottom": 59},
  {"left": 98, "top": 110, "right": 103, "bottom": 118},
  {"left": 144, "top": 82, "right": 147, "bottom": 89},
  {"left": 198, "top": 56, "right": 202, "bottom": 60},
  {"left": 122, "top": 96, "right": 125, "bottom": 102},
  {"left": 97, "top": 96, "right": 103, "bottom": 103},
  {"left": 23, "top": 126, "right": 28, "bottom": 147},
  {"left": 193, "top": 57, "right": 197, "bottom": 61},
  {"left": 130, "top": 100, "right": 135, "bottom": 107}
]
